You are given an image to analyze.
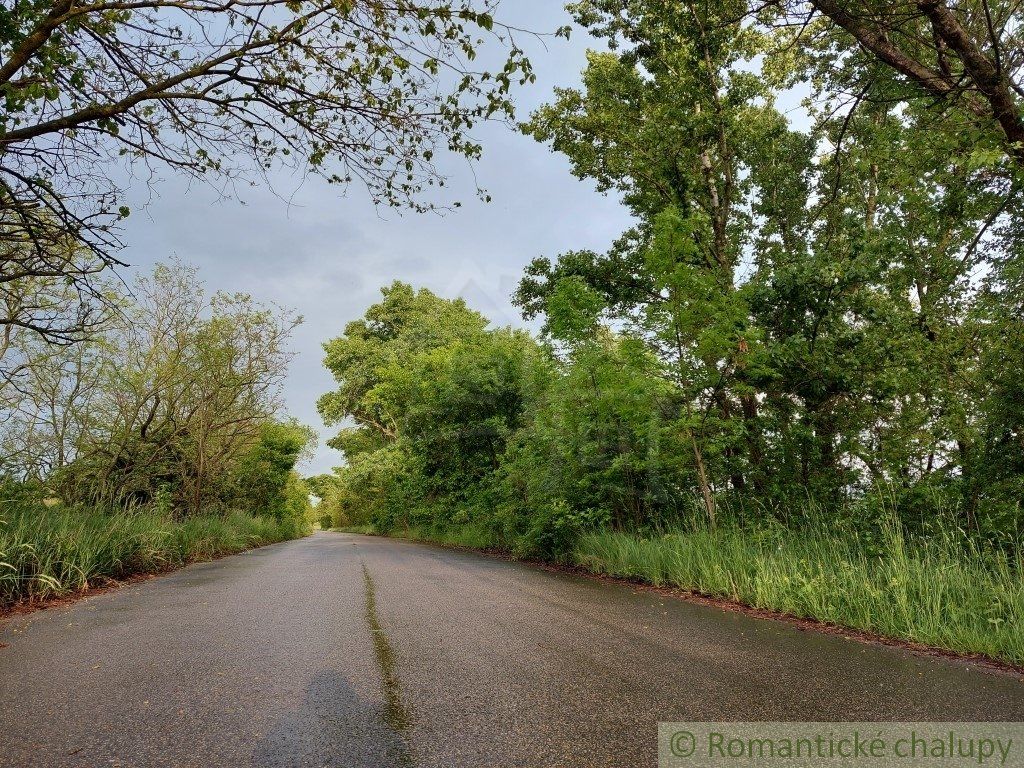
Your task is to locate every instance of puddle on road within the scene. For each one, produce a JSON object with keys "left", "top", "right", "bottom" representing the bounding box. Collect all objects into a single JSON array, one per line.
[{"left": 361, "top": 562, "right": 415, "bottom": 767}]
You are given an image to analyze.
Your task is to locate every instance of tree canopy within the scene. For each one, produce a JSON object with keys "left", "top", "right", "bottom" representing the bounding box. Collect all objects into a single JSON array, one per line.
[
  {"left": 318, "top": 0, "right": 1024, "bottom": 553},
  {"left": 0, "top": 0, "right": 546, "bottom": 357}
]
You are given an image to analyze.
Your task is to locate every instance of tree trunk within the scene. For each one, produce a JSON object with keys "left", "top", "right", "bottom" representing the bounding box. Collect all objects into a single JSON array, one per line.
[{"left": 687, "top": 425, "right": 716, "bottom": 527}]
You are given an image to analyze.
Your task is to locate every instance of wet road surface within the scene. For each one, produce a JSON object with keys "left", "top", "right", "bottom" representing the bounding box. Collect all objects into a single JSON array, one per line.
[{"left": 1, "top": 532, "right": 1022, "bottom": 767}]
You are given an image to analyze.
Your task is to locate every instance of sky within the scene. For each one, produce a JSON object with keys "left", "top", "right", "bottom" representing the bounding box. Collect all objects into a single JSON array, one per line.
[{"left": 116, "top": 2, "right": 634, "bottom": 475}]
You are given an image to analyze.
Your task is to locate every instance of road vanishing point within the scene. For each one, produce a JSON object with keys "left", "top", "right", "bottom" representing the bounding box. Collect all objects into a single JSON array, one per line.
[{"left": 2, "top": 532, "right": 1023, "bottom": 767}]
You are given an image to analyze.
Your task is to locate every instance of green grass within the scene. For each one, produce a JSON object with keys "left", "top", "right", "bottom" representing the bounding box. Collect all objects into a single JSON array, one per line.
[
  {"left": 573, "top": 518, "right": 1024, "bottom": 665},
  {"left": 333, "top": 522, "right": 500, "bottom": 551},
  {"left": 392, "top": 523, "right": 501, "bottom": 550},
  {"left": 333, "top": 523, "right": 379, "bottom": 535},
  {"left": 0, "top": 503, "right": 307, "bottom": 607}
]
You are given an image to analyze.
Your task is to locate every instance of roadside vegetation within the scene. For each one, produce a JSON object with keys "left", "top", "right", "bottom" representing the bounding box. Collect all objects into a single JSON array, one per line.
[
  {"left": 576, "top": 517, "right": 1024, "bottom": 666},
  {"left": 0, "top": 0, "right": 545, "bottom": 610},
  {"left": 1, "top": 0, "right": 1022, "bottom": 665},
  {"left": 0, "top": 264, "right": 313, "bottom": 608},
  {"left": 313, "top": 2, "right": 1024, "bottom": 666},
  {"left": 312, "top": 284, "right": 1024, "bottom": 665},
  {"left": 1, "top": 0, "right": 531, "bottom": 608},
  {"left": 0, "top": 499, "right": 305, "bottom": 606},
  {"left": 338, "top": 510, "right": 1024, "bottom": 665}
]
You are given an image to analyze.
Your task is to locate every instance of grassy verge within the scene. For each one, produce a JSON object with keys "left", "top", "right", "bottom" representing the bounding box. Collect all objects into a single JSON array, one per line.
[
  {"left": 574, "top": 520, "right": 1024, "bottom": 666},
  {"left": 390, "top": 523, "right": 499, "bottom": 550},
  {"left": 333, "top": 524, "right": 379, "bottom": 536},
  {"left": 337, "top": 522, "right": 509, "bottom": 553},
  {"left": 344, "top": 513, "right": 1024, "bottom": 666},
  {"left": 0, "top": 503, "right": 307, "bottom": 608}
]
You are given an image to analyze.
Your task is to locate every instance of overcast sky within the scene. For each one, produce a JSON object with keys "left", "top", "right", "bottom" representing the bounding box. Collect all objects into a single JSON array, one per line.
[{"left": 116, "top": 1, "right": 633, "bottom": 475}]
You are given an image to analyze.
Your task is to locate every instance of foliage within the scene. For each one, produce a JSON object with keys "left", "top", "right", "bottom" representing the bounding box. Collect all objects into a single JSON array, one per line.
[
  {"left": 0, "top": 0, "right": 553, "bottom": 377},
  {"left": 318, "top": 282, "right": 540, "bottom": 539},
  {"left": 0, "top": 493, "right": 307, "bottom": 607},
  {"left": 575, "top": 511, "right": 1024, "bottom": 665},
  {"left": 230, "top": 421, "right": 316, "bottom": 520},
  {"left": 0, "top": 0, "right": 541, "bottom": 268},
  {"left": 309, "top": 0, "right": 1024, "bottom": 657},
  {"left": 760, "top": 1, "right": 1024, "bottom": 169},
  {"left": 514, "top": 0, "right": 1024, "bottom": 533},
  {"left": 0, "top": 262, "right": 313, "bottom": 523}
]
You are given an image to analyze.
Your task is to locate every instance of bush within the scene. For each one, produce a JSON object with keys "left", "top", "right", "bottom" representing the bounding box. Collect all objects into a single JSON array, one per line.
[
  {"left": 319, "top": 513, "right": 334, "bottom": 530},
  {"left": 513, "top": 500, "right": 609, "bottom": 560}
]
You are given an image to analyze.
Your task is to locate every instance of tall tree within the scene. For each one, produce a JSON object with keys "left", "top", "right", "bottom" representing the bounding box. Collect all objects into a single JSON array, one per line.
[
  {"left": 60, "top": 262, "right": 300, "bottom": 512},
  {"left": 318, "top": 282, "right": 537, "bottom": 529},
  {"left": 521, "top": 0, "right": 797, "bottom": 511},
  {"left": 0, "top": 0, "right": 543, "bottom": 350},
  {"left": 765, "top": 1, "right": 1024, "bottom": 168}
]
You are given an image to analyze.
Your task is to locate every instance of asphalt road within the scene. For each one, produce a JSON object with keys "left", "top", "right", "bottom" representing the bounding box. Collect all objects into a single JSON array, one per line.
[{"left": 2, "top": 532, "right": 1022, "bottom": 767}]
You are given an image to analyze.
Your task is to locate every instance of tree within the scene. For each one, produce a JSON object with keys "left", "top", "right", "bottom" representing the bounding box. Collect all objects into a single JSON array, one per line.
[
  {"left": 0, "top": 262, "right": 112, "bottom": 477},
  {"left": 521, "top": 0, "right": 794, "bottom": 515},
  {"left": 0, "top": 0, "right": 544, "bottom": 349},
  {"left": 0, "top": 259, "right": 310, "bottom": 517},
  {"left": 519, "top": 0, "right": 1024, "bottom": 526},
  {"left": 0, "top": 311, "right": 104, "bottom": 480},
  {"left": 498, "top": 326, "right": 680, "bottom": 533},
  {"left": 763, "top": 1, "right": 1024, "bottom": 168},
  {"left": 318, "top": 281, "right": 491, "bottom": 445},
  {"left": 230, "top": 420, "right": 315, "bottom": 519},
  {"left": 58, "top": 261, "right": 301, "bottom": 513},
  {"left": 318, "top": 282, "right": 538, "bottom": 529},
  {"left": 0, "top": 241, "right": 107, "bottom": 357},
  {"left": 749, "top": 0, "right": 1023, "bottom": 514}
]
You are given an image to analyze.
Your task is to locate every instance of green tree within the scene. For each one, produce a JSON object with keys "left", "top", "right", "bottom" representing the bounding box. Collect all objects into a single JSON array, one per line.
[
  {"left": 230, "top": 420, "right": 315, "bottom": 521},
  {"left": 762, "top": 1, "right": 1024, "bottom": 168},
  {"left": 319, "top": 283, "right": 541, "bottom": 532},
  {"left": 54, "top": 262, "right": 302, "bottom": 514},
  {"left": 520, "top": 0, "right": 1024, "bottom": 527},
  {"left": 0, "top": 0, "right": 547, "bottom": 360},
  {"left": 521, "top": 0, "right": 796, "bottom": 515},
  {"left": 0, "top": 0, "right": 536, "bottom": 254}
]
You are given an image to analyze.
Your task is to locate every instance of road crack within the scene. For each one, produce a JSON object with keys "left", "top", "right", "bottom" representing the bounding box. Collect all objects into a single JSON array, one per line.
[{"left": 361, "top": 562, "right": 414, "bottom": 766}]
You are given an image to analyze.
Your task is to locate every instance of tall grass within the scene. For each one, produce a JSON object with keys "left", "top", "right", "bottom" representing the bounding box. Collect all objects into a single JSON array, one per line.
[
  {"left": 334, "top": 499, "right": 1024, "bottom": 665},
  {"left": 0, "top": 502, "right": 307, "bottom": 607},
  {"left": 574, "top": 514, "right": 1024, "bottom": 665},
  {"left": 390, "top": 522, "right": 501, "bottom": 550}
]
